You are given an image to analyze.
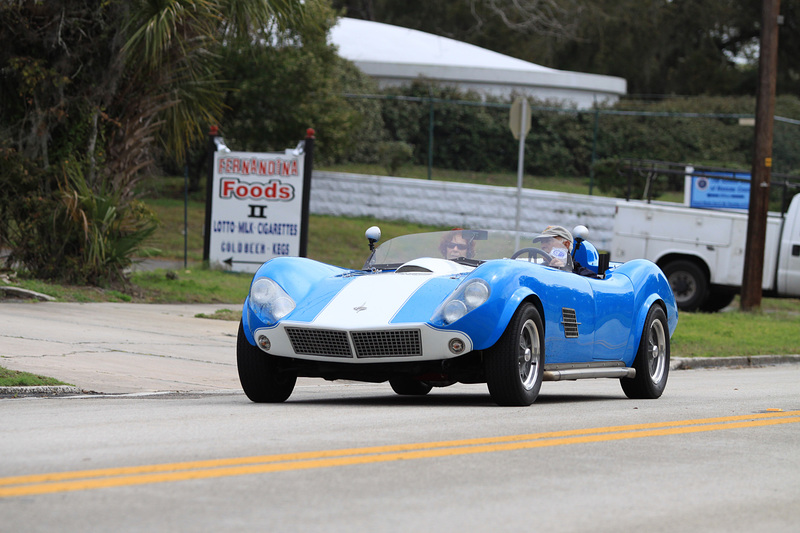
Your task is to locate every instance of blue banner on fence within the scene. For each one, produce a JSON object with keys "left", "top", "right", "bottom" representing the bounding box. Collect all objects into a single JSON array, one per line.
[{"left": 689, "top": 171, "right": 751, "bottom": 209}]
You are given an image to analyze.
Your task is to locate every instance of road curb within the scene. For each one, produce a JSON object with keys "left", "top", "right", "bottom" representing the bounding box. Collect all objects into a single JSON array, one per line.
[
  {"left": 671, "top": 354, "right": 800, "bottom": 370},
  {"left": 0, "top": 385, "right": 83, "bottom": 398}
]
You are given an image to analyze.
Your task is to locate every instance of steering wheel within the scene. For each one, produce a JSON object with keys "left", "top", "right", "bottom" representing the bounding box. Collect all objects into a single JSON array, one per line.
[{"left": 511, "top": 247, "right": 552, "bottom": 262}]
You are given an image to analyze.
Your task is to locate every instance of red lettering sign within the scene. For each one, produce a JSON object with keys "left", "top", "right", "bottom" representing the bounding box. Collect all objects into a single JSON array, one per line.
[
  {"left": 217, "top": 157, "right": 299, "bottom": 177},
  {"left": 219, "top": 178, "right": 295, "bottom": 201}
]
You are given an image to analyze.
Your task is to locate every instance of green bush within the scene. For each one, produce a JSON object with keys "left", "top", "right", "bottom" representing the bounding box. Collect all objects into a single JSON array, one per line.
[
  {"left": 377, "top": 141, "right": 414, "bottom": 175},
  {"left": 0, "top": 151, "right": 157, "bottom": 284}
]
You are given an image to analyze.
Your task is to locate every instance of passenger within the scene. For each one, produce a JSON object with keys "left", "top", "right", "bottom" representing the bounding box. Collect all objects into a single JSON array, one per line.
[
  {"left": 439, "top": 229, "right": 475, "bottom": 260},
  {"left": 532, "top": 225, "right": 598, "bottom": 278}
]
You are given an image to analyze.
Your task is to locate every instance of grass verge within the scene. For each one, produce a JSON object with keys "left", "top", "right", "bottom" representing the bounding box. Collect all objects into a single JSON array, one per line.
[
  {"left": 0, "top": 367, "right": 71, "bottom": 387},
  {"left": 671, "top": 297, "right": 800, "bottom": 358}
]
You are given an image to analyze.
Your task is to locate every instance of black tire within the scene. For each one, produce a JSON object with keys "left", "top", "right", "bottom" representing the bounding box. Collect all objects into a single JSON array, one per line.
[
  {"left": 662, "top": 260, "right": 708, "bottom": 312},
  {"left": 484, "top": 302, "right": 545, "bottom": 406},
  {"left": 237, "top": 321, "right": 297, "bottom": 403},
  {"left": 699, "top": 287, "right": 737, "bottom": 313},
  {"left": 389, "top": 376, "right": 433, "bottom": 396},
  {"left": 620, "top": 305, "right": 670, "bottom": 399}
]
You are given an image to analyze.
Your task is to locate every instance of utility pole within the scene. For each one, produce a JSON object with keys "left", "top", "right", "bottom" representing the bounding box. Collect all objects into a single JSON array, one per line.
[{"left": 741, "top": 0, "right": 781, "bottom": 311}]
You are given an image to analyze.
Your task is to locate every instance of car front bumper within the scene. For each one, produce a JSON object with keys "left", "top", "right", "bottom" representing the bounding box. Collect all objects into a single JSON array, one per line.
[{"left": 252, "top": 322, "right": 474, "bottom": 364}]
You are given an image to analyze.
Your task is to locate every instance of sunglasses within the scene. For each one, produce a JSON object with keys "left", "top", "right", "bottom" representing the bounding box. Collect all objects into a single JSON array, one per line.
[{"left": 446, "top": 242, "right": 468, "bottom": 250}]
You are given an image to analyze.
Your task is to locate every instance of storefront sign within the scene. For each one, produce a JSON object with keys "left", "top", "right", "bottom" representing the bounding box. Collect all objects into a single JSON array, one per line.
[{"left": 208, "top": 150, "right": 305, "bottom": 273}]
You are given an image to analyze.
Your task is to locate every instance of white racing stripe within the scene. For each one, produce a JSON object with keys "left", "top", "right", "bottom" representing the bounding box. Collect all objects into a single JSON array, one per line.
[{"left": 313, "top": 273, "right": 433, "bottom": 328}]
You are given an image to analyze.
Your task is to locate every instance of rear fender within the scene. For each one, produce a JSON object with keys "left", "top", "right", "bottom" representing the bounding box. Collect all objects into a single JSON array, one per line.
[
  {"left": 617, "top": 259, "right": 679, "bottom": 349},
  {"left": 631, "top": 295, "right": 666, "bottom": 354}
]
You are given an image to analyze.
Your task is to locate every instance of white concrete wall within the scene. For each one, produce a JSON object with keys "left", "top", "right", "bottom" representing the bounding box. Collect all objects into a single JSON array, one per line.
[{"left": 310, "top": 171, "right": 619, "bottom": 250}]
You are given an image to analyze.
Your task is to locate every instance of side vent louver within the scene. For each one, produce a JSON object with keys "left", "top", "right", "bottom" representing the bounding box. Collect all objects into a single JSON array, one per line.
[{"left": 561, "top": 308, "right": 580, "bottom": 338}]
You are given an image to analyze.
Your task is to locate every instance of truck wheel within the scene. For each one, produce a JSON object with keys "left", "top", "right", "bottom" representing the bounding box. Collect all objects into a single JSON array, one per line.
[
  {"left": 237, "top": 321, "right": 297, "bottom": 403},
  {"left": 484, "top": 302, "right": 544, "bottom": 406},
  {"left": 699, "top": 287, "right": 737, "bottom": 313},
  {"left": 620, "top": 305, "right": 670, "bottom": 399},
  {"left": 662, "top": 260, "right": 708, "bottom": 311}
]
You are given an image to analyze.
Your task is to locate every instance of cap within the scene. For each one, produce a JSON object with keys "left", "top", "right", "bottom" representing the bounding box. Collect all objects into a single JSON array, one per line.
[{"left": 532, "top": 225, "right": 573, "bottom": 249}]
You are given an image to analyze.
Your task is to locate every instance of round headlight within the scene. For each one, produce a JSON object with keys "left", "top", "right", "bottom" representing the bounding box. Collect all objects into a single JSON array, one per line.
[
  {"left": 443, "top": 300, "right": 468, "bottom": 324},
  {"left": 249, "top": 278, "right": 296, "bottom": 323},
  {"left": 251, "top": 278, "right": 276, "bottom": 303},
  {"left": 271, "top": 296, "right": 295, "bottom": 320},
  {"left": 463, "top": 281, "right": 490, "bottom": 308}
]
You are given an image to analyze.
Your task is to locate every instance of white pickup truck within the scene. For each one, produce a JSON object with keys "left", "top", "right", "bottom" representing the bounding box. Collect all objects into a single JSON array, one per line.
[{"left": 611, "top": 194, "right": 800, "bottom": 311}]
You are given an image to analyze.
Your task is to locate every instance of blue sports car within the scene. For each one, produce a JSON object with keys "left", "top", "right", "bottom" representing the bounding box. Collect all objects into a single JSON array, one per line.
[{"left": 237, "top": 226, "right": 678, "bottom": 406}]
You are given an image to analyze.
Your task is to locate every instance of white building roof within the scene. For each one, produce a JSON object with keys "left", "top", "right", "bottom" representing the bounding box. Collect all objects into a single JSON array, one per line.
[{"left": 330, "top": 18, "right": 626, "bottom": 108}]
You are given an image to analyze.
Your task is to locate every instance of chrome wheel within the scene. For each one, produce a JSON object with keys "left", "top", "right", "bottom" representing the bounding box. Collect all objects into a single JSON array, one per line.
[
  {"left": 645, "top": 318, "right": 667, "bottom": 384},
  {"left": 518, "top": 320, "right": 540, "bottom": 390},
  {"left": 620, "top": 305, "right": 670, "bottom": 400}
]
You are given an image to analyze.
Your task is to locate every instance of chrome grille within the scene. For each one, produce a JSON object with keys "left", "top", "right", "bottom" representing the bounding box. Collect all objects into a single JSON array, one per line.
[
  {"left": 285, "top": 327, "right": 352, "bottom": 358},
  {"left": 351, "top": 329, "right": 422, "bottom": 358}
]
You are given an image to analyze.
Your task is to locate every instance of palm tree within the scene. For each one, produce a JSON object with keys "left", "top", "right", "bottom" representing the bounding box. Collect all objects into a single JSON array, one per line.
[
  {"left": 0, "top": 0, "right": 310, "bottom": 283},
  {"left": 104, "top": 0, "right": 309, "bottom": 199}
]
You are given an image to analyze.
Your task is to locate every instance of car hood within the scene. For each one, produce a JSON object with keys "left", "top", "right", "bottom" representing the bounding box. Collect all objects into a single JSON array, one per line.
[{"left": 282, "top": 258, "right": 473, "bottom": 329}]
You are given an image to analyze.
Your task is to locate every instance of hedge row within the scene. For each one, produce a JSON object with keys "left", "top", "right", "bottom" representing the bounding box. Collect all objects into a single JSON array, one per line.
[{"left": 342, "top": 81, "right": 800, "bottom": 186}]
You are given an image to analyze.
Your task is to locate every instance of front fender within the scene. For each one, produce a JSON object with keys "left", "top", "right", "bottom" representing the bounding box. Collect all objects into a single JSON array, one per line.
[
  {"left": 252, "top": 257, "right": 351, "bottom": 301},
  {"left": 241, "top": 298, "right": 255, "bottom": 345},
  {"left": 449, "top": 260, "right": 554, "bottom": 350},
  {"left": 459, "top": 286, "right": 535, "bottom": 351},
  {"left": 242, "top": 257, "right": 356, "bottom": 335}
]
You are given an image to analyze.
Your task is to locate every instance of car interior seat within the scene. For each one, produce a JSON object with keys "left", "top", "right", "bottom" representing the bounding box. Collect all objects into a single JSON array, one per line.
[{"left": 572, "top": 240, "right": 600, "bottom": 275}]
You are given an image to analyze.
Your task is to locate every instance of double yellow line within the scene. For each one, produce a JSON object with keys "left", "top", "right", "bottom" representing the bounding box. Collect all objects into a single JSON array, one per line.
[{"left": 2, "top": 410, "right": 798, "bottom": 498}]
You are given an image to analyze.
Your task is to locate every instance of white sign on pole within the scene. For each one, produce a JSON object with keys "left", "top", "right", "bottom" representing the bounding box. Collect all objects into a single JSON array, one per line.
[
  {"left": 509, "top": 97, "right": 532, "bottom": 140},
  {"left": 208, "top": 150, "right": 305, "bottom": 273}
]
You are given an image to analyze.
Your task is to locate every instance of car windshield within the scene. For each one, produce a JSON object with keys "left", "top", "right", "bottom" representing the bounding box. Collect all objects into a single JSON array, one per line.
[{"left": 367, "top": 229, "right": 574, "bottom": 271}]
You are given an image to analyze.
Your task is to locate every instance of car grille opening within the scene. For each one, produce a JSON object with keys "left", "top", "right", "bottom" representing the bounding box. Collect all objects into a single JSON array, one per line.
[
  {"left": 283, "top": 327, "right": 423, "bottom": 358},
  {"left": 351, "top": 329, "right": 422, "bottom": 358},
  {"left": 285, "top": 327, "right": 352, "bottom": 357}
]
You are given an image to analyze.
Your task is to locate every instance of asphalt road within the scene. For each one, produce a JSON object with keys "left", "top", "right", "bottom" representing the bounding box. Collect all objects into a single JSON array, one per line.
[
  {"left": 1, "top": 302, "right": 799, "bottom": 532},
  {"left": 2, "top": 368, "right": 799, "bottom": 532}
]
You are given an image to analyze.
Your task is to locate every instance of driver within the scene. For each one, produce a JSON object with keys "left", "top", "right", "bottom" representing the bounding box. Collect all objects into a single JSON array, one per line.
[
  {"left": 532, "top": 225, "right": 598, "bottom": 277},
  {"left": 533, "top": 225, "right": 573, "bottom": 268}
]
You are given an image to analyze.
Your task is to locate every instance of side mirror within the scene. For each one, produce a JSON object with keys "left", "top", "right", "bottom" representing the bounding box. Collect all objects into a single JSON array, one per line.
[
  {"left": 572, "top": 225, "right": 589, "bottom": 241},
  {"left": 365, "top": 226, "right": 381, "bottom": 251},
  {"left": 571, "top": 225, "right": 589, "bottom": 258},
  {"left": 363, "top": 226, "right": 382, "bottom": 270}
]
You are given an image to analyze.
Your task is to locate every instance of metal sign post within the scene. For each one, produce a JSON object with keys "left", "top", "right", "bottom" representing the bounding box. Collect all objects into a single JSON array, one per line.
[{"left": 509, "top": 97, "right": 531, "bottom": 235}]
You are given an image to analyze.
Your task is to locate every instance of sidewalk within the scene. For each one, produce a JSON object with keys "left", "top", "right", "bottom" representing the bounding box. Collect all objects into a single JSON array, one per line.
[{"left": 0, "top": 302, "right": 241, "bottom": 394}]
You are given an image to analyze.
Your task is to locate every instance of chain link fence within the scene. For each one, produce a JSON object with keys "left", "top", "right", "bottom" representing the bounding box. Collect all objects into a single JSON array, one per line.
[{"left": 343, "top": 93, "right": 800, "bottom": 201}]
